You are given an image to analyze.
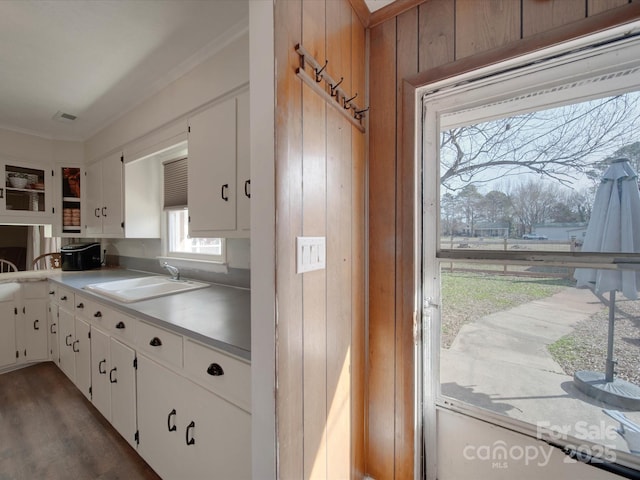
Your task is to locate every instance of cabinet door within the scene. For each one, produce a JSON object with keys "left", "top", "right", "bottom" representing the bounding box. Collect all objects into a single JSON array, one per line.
[
  {"left": 23, "top": 298, "right": 48, "bottom": 362},
  {"left": 91, "top": 327, "right": 111, "bottom": 420},
  {"left": 0, "top": 298, "right": 17, "bottom": 369},
  {"left": 48, "top": 303, "right": 59, "bottom": 362},
  {"left": 236, "top": 90, "right": 250, "bottom": 232},
  {"left": 101, "top": 153, "right": 124, "bottom": 235},
  {"left": 185, "top": 383, "right": 252, "bottom": 480},
  {"left": 137, "top": 354, "right": 183, "bottom": 479},
  {"left": 1, "top": 162, "right": 52, "bottom": 219},
  {"left": 110, "top": 338, "right": 137, "bottom": 448},
  {"left": 188, "top": 97, "right": 237, "bottom": 235},
  {"left": 85, "top": 161, "right": 103, "bottom": 236},
  {"left": 58, "top": 307, "right": 76, "bottom": 382},
  {"left": 74, "top": 317, "right": 92, "bottom": 400}
]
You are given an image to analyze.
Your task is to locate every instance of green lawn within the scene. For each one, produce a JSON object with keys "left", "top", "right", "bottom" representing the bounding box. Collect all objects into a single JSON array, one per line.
[{"left": 441, "top": 271, "right": 572, "bottom": 348}]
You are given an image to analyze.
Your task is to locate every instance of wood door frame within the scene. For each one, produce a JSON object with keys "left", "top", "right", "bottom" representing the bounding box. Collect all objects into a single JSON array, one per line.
[{"left": 391, "top": 4, "right": 640, "bottom": 479}]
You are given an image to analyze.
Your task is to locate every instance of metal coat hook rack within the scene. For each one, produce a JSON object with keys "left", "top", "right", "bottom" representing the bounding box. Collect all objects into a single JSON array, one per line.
[{"left": 294, "top": 43, "right": 367, "bottom": 133}]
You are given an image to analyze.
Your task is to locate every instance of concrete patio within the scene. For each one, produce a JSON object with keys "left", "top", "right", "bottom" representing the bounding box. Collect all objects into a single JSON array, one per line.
[{"left": 441, "top": 287, "right": 640, "bottom": 455}]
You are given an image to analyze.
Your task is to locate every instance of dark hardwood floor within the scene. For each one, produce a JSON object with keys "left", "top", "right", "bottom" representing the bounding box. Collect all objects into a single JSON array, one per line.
[{"left": 0, "top": 362, "right": 161, "bottom": 480}]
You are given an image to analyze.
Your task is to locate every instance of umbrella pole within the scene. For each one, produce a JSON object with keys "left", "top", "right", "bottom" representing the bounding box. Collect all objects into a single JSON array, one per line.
[{"left": 605, "top": 290, "right": 616, "bottom": 383}]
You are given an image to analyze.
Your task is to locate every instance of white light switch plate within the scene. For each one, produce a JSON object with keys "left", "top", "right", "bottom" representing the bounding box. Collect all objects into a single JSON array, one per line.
[{"left": 296, "top": 236, "right": 326, "bottom": 273}]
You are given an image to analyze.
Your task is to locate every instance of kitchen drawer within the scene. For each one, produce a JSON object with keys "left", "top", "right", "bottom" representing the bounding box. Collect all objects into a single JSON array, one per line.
[
  {"left": 56, "top": 286, "right": 75, "bottom": 308},
  {"left": 108, "top": 311, "right": 136, "bottom": 344},
  {"left": 47, "top": 283, "right": 58, "bottom": 301},
  {"left": 136, "top": 321, "right": 182, "bottom": 368},
  {"left": 184, "top": 339, "right": 250, "bottom": 412},
  {"left": 74, "top": 295, "right": 114, "bottom": 327}
]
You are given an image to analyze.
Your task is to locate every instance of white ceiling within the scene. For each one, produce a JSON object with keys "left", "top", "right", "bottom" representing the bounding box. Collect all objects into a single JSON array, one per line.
[{"left": 0, "top": 0, "right": 248, "bottom": 141}]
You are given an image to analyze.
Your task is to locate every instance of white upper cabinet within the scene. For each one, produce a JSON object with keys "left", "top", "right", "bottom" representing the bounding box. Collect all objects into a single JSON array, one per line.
[
  {"left": 85, "top": 152, "right": 124, "bottom": 237},
  {"left": 188, "top": 97, "right": 237, "bottom": 235},
  {"left": 188, "top": 91, "right": 250, "bottom": 237},
  {"left": 1, "top": 160, "right": 53, "bottom": 223}
]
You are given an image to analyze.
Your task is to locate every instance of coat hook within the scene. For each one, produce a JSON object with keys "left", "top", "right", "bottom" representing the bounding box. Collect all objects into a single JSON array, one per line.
[
  {"left": 354, "top": 106, "right": 370, "bottom": 120},
  {"left": 330, "top": 77, "right": 344, "bottom": 97},
  {"left": 315, "top": 60, "right": 328, "bottom": 82},
  {"left": 343, "top": 92, "right": 358, "bottom": 109}
]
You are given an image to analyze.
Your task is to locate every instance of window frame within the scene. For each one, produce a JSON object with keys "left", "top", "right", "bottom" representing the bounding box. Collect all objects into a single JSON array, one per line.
[
  {"left": 418, "top": 23, "right": 640, "bottom": 478},
  {"left": 162, "top": 208, "right": 226, "bottom": 264}
]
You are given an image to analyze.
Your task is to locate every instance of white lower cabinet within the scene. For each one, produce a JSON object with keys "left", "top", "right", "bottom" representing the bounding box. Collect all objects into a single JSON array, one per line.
[
  {"left": 46, "top": 280, "right": 251, "bottom": 479},
  {"left": 48, "top": 303, "right": 59, "bottom": 362},
  {"left": 58, "top": 308, "right": 91, "bottom": 400},
  {"left": 91, "top": 326, "right": 137, "bottom": 448},
  {"left": 137, "top": 354, "right": 251, "bottom": 480},
  {"left": 0, "top": 283, "right": 19, "bottom": 370}
]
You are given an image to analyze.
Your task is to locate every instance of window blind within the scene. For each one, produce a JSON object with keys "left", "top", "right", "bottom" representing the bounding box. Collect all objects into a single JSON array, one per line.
[{"left": 163, "top": 157, "right": 188, "bottom": 209}]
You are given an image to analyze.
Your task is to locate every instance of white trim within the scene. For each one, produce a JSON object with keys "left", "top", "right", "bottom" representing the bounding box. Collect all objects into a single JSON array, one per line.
[{"left": 156, "top": 256, "right": 228, "bottom": 274}]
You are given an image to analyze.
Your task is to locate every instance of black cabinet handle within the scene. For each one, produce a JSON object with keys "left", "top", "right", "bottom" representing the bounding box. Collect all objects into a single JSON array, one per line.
[
  {"left": 167, "top": 409, "right": 177, "bottom": 432},
  {"left": 72, "top": 340, "right": 79, "bottom": 353},
  {"left": 94, "top": 208, "right": 100, "bottom": 218},
  {"left": 244, "top": 179, "right": 251, "bottom": 198},
  {"left": 0, "top": 187, "right": 3, "bottom": 199},
  {"left": 65, "top": 334, "right": 73, "bottom": 346},
  {"left": 149, "top": 337, "right": 162, "bottom": 347},
  {"left": 60, "top": 295, "right": 67, "bottom": 301},
  {"left": 221, "top": 184, "right": 229, "bottom": 201},
  {"left": 94, "top": 311, "right": 102, "bottom": 318},
  {"left": 206, "top": 363, "right": 224, "bottom": 376},
  {"left": 76, "top": 302, "right": 84, "bottom": 309},
  {"left": 109, "top": 367, "right": 117, "bottom": 384},
  {"left": 99, "top": 359, "right": 107, "bottom": 374},
  {"left": 115, "top": 321, "right": 125, "bottom": 329},
  {"left": 33, "top": 319, "right": 40, "bottom": 330},
  {"left": 50, "top": 323, "right": 57, "bottom": 334},
  {"left": 49, "top": 290, "right": 55, "bottom": 295},
  {"left": 185, "top": 421, "right": 195, "bottom": 445},
  {"left": 102, "top": 206, "right": 107, "bottom": 217}
]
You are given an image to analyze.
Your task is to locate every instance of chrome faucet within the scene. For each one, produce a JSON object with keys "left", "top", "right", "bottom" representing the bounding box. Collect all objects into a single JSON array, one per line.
[{"left": 163, "top": 262, "right": 180, "bottom": 281}]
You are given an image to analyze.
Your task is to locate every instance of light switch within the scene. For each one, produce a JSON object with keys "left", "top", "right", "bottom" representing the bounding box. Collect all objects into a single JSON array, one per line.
[{"left": 296, "top": 236, "right": 326, "bottom": 273}]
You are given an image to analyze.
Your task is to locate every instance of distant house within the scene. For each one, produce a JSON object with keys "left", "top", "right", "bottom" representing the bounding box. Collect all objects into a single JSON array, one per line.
[
  {"left": 534, "top": 223, "right": 588, "bottom": 242},
  {"left": 473, "top": 221, "right": 510, "bottom": 238}
]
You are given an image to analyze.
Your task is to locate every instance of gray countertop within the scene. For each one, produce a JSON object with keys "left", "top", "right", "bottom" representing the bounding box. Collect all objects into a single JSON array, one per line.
[{"left": 2, "top": 268, "right": 251, "bottom": 360}]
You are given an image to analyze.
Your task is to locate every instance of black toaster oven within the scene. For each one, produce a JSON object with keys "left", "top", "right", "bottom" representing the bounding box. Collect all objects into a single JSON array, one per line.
[{"left": 60, "top": 242, "right": 102, "bottom": 271}]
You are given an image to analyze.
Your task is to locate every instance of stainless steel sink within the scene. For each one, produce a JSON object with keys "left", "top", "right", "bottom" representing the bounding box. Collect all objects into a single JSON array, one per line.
[{"left": 84, "top": 276, "right": 209, "bottom": 303}]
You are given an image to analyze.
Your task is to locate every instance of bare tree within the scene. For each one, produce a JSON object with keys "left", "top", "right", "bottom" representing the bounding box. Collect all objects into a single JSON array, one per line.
[
  {"left": 440, "top": 93, "right": 640, "bottom": 192},
  {"left": 509, "top": 180, "right": 559, "bottom": 234}
]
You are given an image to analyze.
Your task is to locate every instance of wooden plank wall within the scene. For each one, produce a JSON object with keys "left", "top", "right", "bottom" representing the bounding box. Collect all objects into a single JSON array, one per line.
[
  {"left": 274, "top": 0, "right": 366, "bottom": 478},
  {"left": 368, "top": 0, "right": 637, "bottom": 479}
]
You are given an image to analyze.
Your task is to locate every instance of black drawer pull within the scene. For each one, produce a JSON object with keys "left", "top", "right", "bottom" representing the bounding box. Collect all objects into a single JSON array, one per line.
[
  {"left": 33, "top": 319, "right": 40, "bottom": 330},
  {"left": 65, "top": 334, "right": 73, "bottom": 346},
  {"left": 167, "top": 409, "right": 177, "bottom": 432},
  {"left": 60, "top": 295, "right": 67, "bottom": 301},
  {"left": 48, "top": 290, "right": 55, "bottom": 295},
  {"left": 99, "top": 359, "right": 107, "bottom": 374},
  {"left": 185, "top": 421, "right": 195, "bottom": 445},
  {"left": 94, "top": 311, "right": 102, "bottom": 318},
  {"left": 221, "top": 183, "right": 229, "bottom": 201},
  {"left": 109, "top": 367, "right": 117, "bottom": 384},
  {"left": 50, "top": 323, "right": 57, "bottom": 334},
  {"left": 149, "top": 337, "right": 162, "bottom": 347},
  {"left": 206, "top": 363, "right": 224, "bottom": 376},
  {"left": 115, "top": 321, "right": 125, "bottom": 329},
  {"left": 244, "top": 179, "right": 251, "bottom": 198},
  {"left": 76, "top": 302, "right": 84, "bottom": 309},
  {"left": 72, "top": 340, "right": 79, "bottom": 353}
]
